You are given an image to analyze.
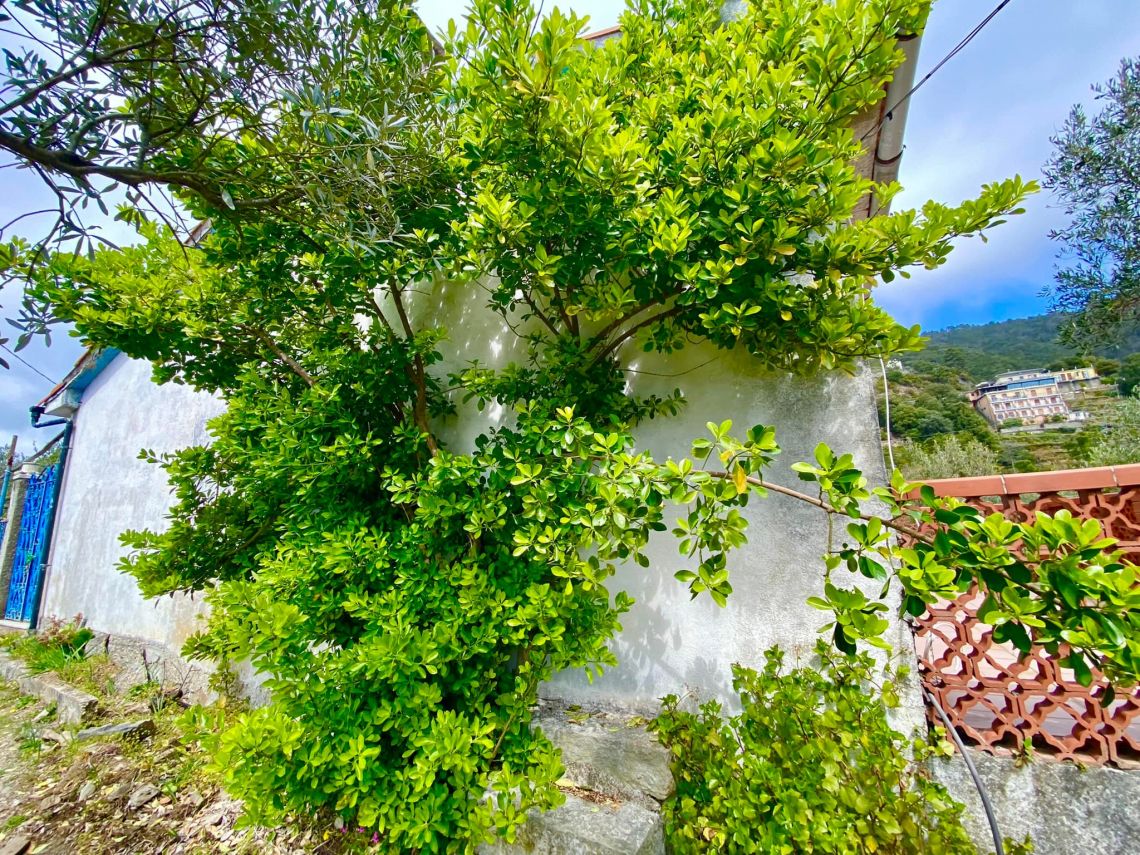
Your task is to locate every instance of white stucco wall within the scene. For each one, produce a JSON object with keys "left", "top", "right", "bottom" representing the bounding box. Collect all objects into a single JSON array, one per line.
[
  {"left": 412, "top": 280, "right": 916, "bottom": 713},
  {"left": 549, "top": 348, "right": 903, "bottom": 710},
  {"left": 41, "top": 291, "right": 918, "bottom": 719},
  {"left": 41, "top": 354, "right": 225, "bottom": 651}
]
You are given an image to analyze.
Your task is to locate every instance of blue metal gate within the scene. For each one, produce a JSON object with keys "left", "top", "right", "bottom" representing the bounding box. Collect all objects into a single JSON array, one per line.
[{"left": 4, "top": 464, "right": 58, "bottom": 622}]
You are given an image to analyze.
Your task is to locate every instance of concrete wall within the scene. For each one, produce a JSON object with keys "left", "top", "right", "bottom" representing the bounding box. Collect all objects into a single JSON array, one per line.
[
  {"left": 41, "top": 354, "right": 224, "bottom": 653},
  {"left": 933, "top": 749, "right": 1140, "bottom": 855},
  {"left": 410, "top": 279, "right": 917, "bottom": 715},
  {"left": 40, "top": 289, "right": 918, "bottom": 720}
]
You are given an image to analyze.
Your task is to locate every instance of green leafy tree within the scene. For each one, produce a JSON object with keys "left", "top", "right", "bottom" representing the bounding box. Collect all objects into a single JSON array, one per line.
[
  {"left": 1092, "top": 356, "right": 1121, "bottom": 379},
  {"left": 0, "top": 0, "right": 449, "bottom": 353},
  {"left": 16, "top": 1, "right": 1140, "bottom": 852},
  {"left": 449, "top": 0, "right": 1029, "bottom": 374},
  {"left": 1045, "top": 58, "right": 1140, "bottom": 348},
  {"left": 1116, "top": 353, "right": 1140, "bottom": 396},
  {"left": 1078, "top": 393, "right": 1140, "bottom": 467}
]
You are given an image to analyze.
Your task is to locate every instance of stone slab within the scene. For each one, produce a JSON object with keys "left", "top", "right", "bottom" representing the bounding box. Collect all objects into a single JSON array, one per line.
[
  {"left": 478, "top": 793, "right": 664, "bottom": 855},
  {"left": 77, "top": 719, "right": 155, "bottom": 741},
  {"left": 0, "top": 651, "right": 98, "bottom": 724},
  {"left": 533, "top": 701, "right": 673, "bottom": 807},
  {"left": 932, "top": 748, "right": 1140, "bottom": 855}
]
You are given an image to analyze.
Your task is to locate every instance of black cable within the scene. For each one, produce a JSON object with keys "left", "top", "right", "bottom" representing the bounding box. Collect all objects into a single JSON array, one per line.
[
  {"left": 926, "top": 686, "right": 1006, "bottom": 855},
  {"left": 1, "top": 343, "right": 58, "bottom": 384},
  {"left": 862, "top": 0, "right": 1017, "bottom": 144},
  {"left": 912, "top": 622, "right": 1007, "bottom": 855}
]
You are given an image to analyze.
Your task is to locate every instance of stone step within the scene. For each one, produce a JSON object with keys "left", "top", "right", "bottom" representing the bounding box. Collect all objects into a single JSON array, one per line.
[
  {"left": 479, "top": 793, "right": 664, "bottom": 855},
  {"left": 0, "top": 651, "right": 98, "bottom": 724},
  {"left": 479, "top": 701, "right": 674, "bottom": 854},
  {"left": 533, "top": 699, "right": 674, "bottom": 810}
]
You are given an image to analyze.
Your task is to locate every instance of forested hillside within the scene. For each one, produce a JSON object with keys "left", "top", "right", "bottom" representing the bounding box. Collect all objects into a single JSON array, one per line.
[
  {"left": 899, "top": 313, "right": 1140, "bottom": 381},
  {"left": 883, "top": 313, "right": 1140, "bottom": 478}
]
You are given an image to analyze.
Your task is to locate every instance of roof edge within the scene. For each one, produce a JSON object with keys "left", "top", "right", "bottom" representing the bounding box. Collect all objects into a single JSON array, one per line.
[{"left": 37, "top": 347, "right": 121, "bottom": 415}]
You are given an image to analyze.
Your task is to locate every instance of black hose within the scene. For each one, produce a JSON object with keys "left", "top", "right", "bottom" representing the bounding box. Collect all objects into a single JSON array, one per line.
[{"left": 923, "top": 682, "right": 1006, "bottom": 855}]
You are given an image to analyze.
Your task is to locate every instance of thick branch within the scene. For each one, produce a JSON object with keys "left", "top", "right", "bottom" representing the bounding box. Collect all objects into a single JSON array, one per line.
[
  {"left": 590, "top": 304, "right": 684, "bottom": 367},
  {"left": 520, "top": 291, "right": 561, "bottom": 338},
  {"left": 366, "top": 292, "right": 399, "bottom": 339},
  {"left": 240, "top": 325, "right": 315, "bottom": 387},
  {"left": 548, "top": 279, "right": 578, "bottom": 338},
  {"left": 0, "top": 128, "right": 300, "bottom": 213},
  {"left": 586, "top": 298, "right": 663, "bottom": 354},
  {"left": 389, "top": 285, "right": 439, "bottom": 455}
]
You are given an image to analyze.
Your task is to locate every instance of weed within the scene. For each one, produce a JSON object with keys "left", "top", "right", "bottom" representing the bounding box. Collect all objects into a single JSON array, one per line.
[{"left": 5, "top": 616, "right": 94, "bottom": 675}]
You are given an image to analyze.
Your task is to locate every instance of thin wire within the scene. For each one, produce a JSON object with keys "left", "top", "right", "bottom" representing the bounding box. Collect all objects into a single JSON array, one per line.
[
  {"left": 861, "top": 0, "right": 1017, "bottom": 144},
  {"left": 1, "top": 344, "right": 58, "bottom": 385},
  {"left": 620, "top": 355, "right": 722, "bottom": 378}
]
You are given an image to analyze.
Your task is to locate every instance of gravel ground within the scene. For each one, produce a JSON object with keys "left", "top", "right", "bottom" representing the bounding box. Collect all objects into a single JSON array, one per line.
[{"left": 0, "top": 679, "right": 352, "bottom": 855}]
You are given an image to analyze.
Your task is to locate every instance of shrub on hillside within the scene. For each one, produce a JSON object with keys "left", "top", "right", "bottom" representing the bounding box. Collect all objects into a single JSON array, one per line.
[
  {"left": 651, "top": 644, "right": 1029, "bottom": 854},
  {"left": 895, "top": 435, "right": 1000, "bottom": 480},
  {"left": 1080, "top": 395, "right": 1140, "bottom": 467}
]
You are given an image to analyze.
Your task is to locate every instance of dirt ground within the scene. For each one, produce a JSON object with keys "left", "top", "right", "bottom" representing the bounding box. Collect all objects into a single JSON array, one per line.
[{"left": 0, "top": 678, "right": 352, "bottom": 855}]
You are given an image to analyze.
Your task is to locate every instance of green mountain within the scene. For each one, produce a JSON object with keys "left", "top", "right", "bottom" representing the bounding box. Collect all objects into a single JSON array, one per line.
[{"left": 899, "top": 313, "right": 1140, "bottom": 381}]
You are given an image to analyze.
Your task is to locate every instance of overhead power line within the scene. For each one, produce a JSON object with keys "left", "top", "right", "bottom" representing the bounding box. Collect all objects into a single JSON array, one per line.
[
  {"left": 1, "top": 343, "right": 58, "bottom": 385},
  {"left": 862, "top": 0, "right": 1017, "bottom": 144}
]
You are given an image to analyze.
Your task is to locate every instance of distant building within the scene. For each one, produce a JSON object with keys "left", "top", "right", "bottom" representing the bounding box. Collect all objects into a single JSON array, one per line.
[
  {"left": 970, "top": 368, "right": 1078, "bottom": 427},
  {"left": 1053, "top": 366, "right": 1101, "bottom": 396}
]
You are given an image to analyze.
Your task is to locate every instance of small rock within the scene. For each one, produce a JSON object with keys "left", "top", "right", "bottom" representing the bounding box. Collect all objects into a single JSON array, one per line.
[
  {"left": 103, "top": 783, "right": 129, "bottom": 803},
  {"left": 0, "top": 834, "right": 30, "bottom": 855},
  {"left": 76, "top": 719, "right": 156, "bottom": 741},
  {"left": 37, "top": 794, "right": 63, "bottom": 813},
  {"left": 184, "top": 789, "right": 206, "bottom": 810},
  {"left": 77, "top": 781, "right": 97, "bottom": 802},
  {"left": 198, "top": 807, "right": 227, "bottom": 828},
  {"left": 32, "top": 708, "right": 50, "bottom": 723},
  {"left": 40, "top": 729, "right": 70, "bottom": 745},
  {"left": 333, "top": 816, "right": 345, "bottom": 831},
  {"left": 126, "top": 784, "right": 160, "bottom": 811}
]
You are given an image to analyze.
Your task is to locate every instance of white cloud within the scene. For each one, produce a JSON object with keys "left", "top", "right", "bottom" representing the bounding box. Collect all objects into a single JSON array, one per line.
[{"left": 880, "top": 0, "right": 1140, "bottom": 329}]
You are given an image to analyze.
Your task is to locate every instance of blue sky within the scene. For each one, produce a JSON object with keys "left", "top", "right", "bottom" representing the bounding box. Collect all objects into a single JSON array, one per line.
[{"left": 3, "top": 0, "right": 1140, "bottom": 446}]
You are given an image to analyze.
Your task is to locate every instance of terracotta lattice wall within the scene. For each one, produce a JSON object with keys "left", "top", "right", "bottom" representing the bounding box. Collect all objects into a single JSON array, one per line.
[{"left": 911, "top": 464, "right": 1140, "bottom": 767}]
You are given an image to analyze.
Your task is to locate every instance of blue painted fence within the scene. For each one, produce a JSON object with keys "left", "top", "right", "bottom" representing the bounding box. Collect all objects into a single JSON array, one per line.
[{"left": 4, "top": 464, "right": 59, "bottom": 622}]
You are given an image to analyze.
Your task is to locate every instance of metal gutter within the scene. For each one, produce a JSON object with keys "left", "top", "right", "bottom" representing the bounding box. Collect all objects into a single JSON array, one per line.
[
  {"left": 37, "top": 348, "right": 120, "bottom": 418},
  {"left": 869, "top": 33, "right": 923, "bottom": 216}
]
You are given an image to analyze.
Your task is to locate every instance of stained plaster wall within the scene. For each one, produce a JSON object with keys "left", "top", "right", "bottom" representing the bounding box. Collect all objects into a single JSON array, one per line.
[
  {"left": 410, "top": 279, "right": 922, "bottom": 717},
  {"left": 40, "top": 287, "right": 920, "bottom": 720},
  {"left": 40, "top": 354, "right": 224, "bottom": 654}
]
